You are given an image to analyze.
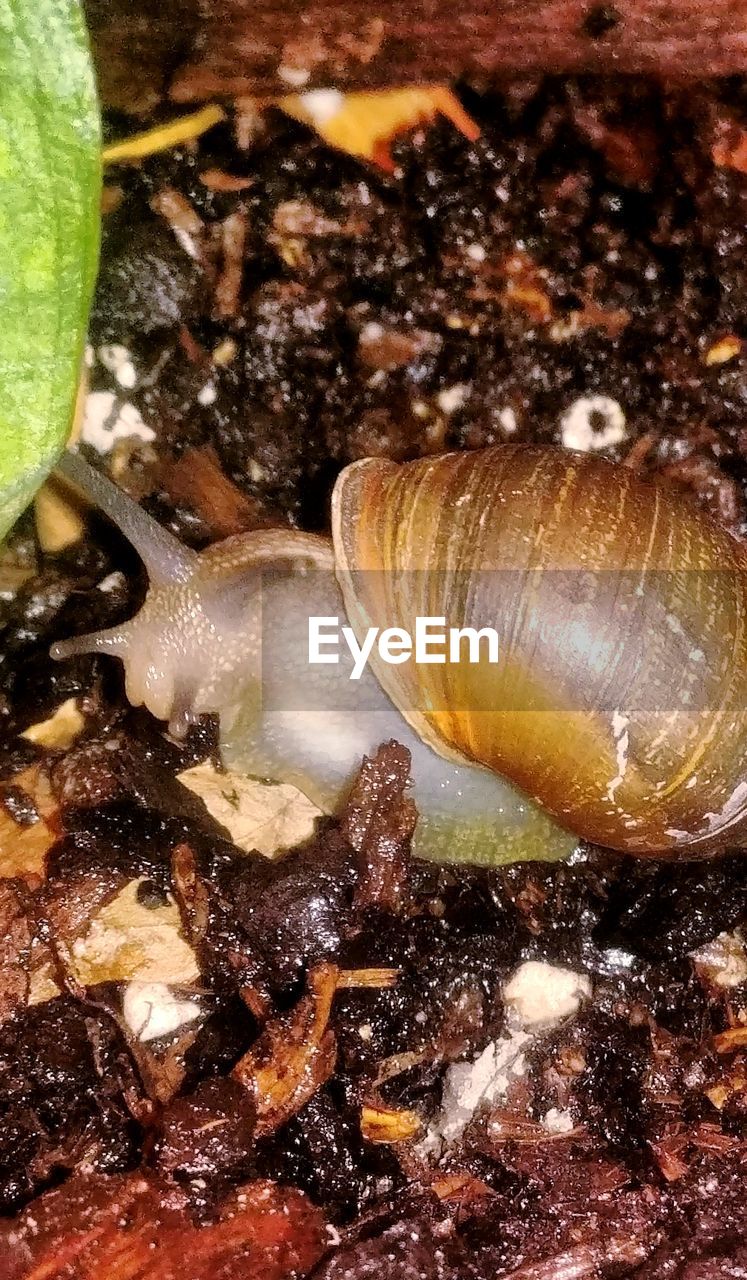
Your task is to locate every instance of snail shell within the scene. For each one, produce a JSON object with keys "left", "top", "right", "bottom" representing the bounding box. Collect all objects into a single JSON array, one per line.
[{"left": 332, "top": 444, "right": 747, "bottom": 856}]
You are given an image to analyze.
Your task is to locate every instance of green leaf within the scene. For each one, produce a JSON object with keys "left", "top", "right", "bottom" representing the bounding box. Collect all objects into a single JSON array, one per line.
[{"left": 0, "top": 0, "right": 101, "bottom": 538}]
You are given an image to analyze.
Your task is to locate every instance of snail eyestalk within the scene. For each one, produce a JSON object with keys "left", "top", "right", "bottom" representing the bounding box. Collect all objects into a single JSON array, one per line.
[{"left": 55, "top": 450, "right": 198, "bottom": 586}]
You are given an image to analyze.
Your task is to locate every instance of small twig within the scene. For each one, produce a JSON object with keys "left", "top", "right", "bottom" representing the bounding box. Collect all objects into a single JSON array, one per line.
[{"left": 336, "top": 966, "right": 400, "bottom": 989}]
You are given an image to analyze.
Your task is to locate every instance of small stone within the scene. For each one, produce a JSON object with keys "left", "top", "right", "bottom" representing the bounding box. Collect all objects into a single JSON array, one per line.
[
  {"left": 503, "top": 960, "right": 592, "bottom": 1028},
  {"left": 123, "top": 981, "right": 201, "bottom": 1042},
  {"left": 560, "top": 394, "right": 626, "bottom": 452}
]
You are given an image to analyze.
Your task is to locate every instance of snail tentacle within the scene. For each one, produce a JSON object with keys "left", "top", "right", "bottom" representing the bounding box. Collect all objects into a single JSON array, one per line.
[{"left": 56, "top": 450, "right": 198, "bottom": 586}]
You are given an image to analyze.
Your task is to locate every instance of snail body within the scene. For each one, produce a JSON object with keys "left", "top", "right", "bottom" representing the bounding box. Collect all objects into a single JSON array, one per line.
[
  {"left": 53, "top": 445, "right": 747, "bottom": 863},
  {"left": 52, "top": 452, "right": 572, "bottom": 866}
]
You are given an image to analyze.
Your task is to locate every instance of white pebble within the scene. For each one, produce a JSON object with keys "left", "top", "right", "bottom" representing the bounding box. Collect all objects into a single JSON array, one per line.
[
  {"left": 497, "top": 406, "right": 518, "bottom": 435},
  {"left": 543, "top": 1107, "right": 575, "bottom": 1134},
  {"left": 503, "top": 960, "right": 592, "bottom": 1028},
  {"left": 97, "top": 571, "right": 125, "bottom": 594},
  {"left": 359, "top": 320, "right": 384, "bottom": 343},
  {"left": 197, "top": 381, "right": 217, "bottom": 406},
  {"left": 82, "top": 392, "right": 155, "bottom": 455},
  {"left": 123, "top": 981, "right": 201, "bottom": 1042},
  {"left": 425, "top": 1028, "right": 532, "bottom": 1149},
  {"left": 690, "top": 931, "right": 747, "bottom": 989},
  {"left": 278, "top": 64, "right": 310, "bottom": 87},
  {"left": 436, "top": 383, "right": 469, "bottom": 415},
  {"left": 560, "top": 394, "right": 626, "bottom": 452},
  {"left": 98, "top": 343, "right": 138, "bottom": 390}
]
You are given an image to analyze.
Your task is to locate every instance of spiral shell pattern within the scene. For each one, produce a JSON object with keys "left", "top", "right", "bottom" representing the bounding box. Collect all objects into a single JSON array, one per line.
[{"left": 332, "top": 445, "right": 747, "bottom": 855}]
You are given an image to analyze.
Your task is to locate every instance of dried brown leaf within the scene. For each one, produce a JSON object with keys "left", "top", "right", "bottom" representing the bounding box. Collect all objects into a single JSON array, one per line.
[
  {"left": 714, "top": 1026, "right": 747, "bottom": 1054},
  {"left": 0, "top": 1171, "right": 327, "bottom": 1280},
  {"left": 0, "top": 881, "right": 32, "bottom": 1026},
  {"left": 342, "top": 741, "right": 415, "bottom": 915},
  {"left": 0, "top": 765, "right": 58, "bottom": 879}
]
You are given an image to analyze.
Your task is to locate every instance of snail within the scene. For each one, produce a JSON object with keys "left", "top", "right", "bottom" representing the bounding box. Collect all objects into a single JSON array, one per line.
[{"left": 51, "top": 444, "right": 747, "bottom": 865}]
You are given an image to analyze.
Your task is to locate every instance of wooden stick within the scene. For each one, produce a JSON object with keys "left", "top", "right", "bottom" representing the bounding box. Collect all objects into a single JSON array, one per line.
[{"left": 86, "top": 0, "right": 747, "bottom": 114}]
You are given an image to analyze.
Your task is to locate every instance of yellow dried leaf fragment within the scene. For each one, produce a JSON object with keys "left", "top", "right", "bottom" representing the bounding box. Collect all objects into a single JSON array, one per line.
[
  {"left": 102, "top": 89, "right": 478, "bottom": 177},
  {"left": 361, "top": 1103, "right": 422, "bottom": 1144},
  {"left": 71, "top": 877, "right": 200, "bottom": 986},
  {"left": 178, "top": 762, "right": 321, "bottom": 857},
  {"left": 0, "top": 765, "right": 58, "bottom": 879},
  {"left": 103, "top": 104, "right": 226, "bottom": 164},
  {"left": 704, "top": 335, "right": 742, "bottom": 366},
  {"left": 21, "top": 697, "right": 85, "bottom": 751},
  {"left": 279, "top": 86, "right": 479, "bottom": 169}
]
